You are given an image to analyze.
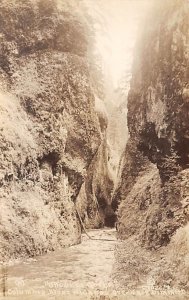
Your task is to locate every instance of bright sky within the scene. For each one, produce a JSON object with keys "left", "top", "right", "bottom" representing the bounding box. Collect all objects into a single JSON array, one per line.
[{"left": 86, "top": 0, "right": 151, "bottom": 89}]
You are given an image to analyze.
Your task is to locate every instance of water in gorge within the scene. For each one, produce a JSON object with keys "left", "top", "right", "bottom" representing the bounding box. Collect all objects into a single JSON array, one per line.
[
  {"left": 1, "top": 229, "right": 116, "bottom": 299},
  {"left": 0, "top": 0, "right": 189, "bottom": 299}
]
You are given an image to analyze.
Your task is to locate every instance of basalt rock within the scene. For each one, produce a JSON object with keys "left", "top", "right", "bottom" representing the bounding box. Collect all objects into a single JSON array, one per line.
[
  {"left": 76, "top": 97, "right": 115, "bottom": 229},
  {"left": 0, "top": 0, "right": 102, "bottom": 260},
  {"left": 114, "top": 0, "right": 189, "bottom": 249}
]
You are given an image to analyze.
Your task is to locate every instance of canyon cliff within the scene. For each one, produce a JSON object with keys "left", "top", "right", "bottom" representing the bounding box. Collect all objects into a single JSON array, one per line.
[
  {"left": 0, "top": 0, "right": 113, "bottom": 261},
  {"left": 114, "top": 0, "right": 189, "bottom": 290}
]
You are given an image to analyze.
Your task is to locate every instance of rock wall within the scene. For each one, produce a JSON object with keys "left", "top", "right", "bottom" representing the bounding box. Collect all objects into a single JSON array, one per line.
[
  {"left": 76, "top": 96, "right": 115, "bottom": 229},
  {"left": 113, "top": 0, "right": 189, "bottom": 290},
  {"left": 115, "top": 0, "right": 189, "bottom": 248},
  {"left": 0, "top": 0, "right": 102, "bottom": 261}
]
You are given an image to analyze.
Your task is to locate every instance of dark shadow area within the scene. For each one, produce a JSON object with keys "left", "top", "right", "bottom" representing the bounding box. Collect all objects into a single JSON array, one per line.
[{"left": 38, "top": 151, "right": 60, "bottom": 176}]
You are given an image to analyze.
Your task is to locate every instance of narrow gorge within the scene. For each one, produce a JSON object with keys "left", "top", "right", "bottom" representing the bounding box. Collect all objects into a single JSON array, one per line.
[{"left": 0, "top": 0, "right": 189, "bottom": 299}]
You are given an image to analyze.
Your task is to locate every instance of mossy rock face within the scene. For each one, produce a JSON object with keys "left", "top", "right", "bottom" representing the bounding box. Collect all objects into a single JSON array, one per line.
[
  {"left": 114, "top": 0, "right": 189, "bottom": 248},
  {"left": 0, "top": 0, "right": 101, "bottom": 261}
]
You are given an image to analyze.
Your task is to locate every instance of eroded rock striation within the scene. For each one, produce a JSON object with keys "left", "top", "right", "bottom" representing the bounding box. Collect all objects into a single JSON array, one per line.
[{"left": 0, "top": 0, "right": 103, "bottom": 260}]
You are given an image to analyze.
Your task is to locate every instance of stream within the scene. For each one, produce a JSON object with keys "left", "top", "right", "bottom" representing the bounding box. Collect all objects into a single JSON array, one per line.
[{"left": 1, "top": 228, "right": 117, "bottom": 300}]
